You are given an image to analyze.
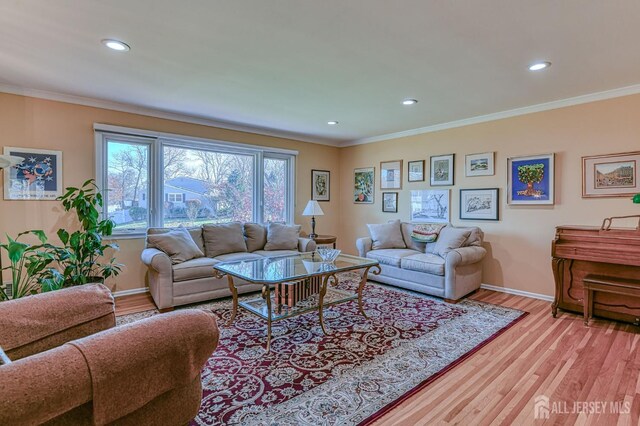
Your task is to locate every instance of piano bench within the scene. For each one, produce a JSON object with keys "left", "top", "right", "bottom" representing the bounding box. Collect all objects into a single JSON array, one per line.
[{"left": 583, "top": 274, "right": 640, "bottom": 326}]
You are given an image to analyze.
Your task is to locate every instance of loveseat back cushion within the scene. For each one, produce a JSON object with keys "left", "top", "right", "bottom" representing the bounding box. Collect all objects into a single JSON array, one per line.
[
  {"left": 147, "top": 226, "right": 205, "bottom": 254},
  {"left": 203, "top": 222, "right": 248, "bottom": 258},
  {"left": 367, "top": 220, "right": 406, "bottom": 250},
  {"left": 146, "top": 227, "right": 204, "bottom": 264},
  {"left": 433, "top": 226, "right": 472, "bottom": 257},
  {"left": 264, "top": 223, "right": 301, "bottom": 251},
  {"left": 463, "top": 227, "right": 484, "bottom": 247},
  {"left": 244, "top": 223, "right": 267, "bottom": 252}
]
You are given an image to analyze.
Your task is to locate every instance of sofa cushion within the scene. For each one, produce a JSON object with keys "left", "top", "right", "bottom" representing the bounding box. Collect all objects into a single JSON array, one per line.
[
  {"left": 252, "top": 250, "right": 300, "bottom": 258},
  {"left": 172, "top": 257, "right": 219, "bottom": 282},
  {"left": 203, "top": 222, "right": 248, "bottom": 258},
  {"left": 401, "top": 253, "right": 445, "bottom": 276},
  {"left": 214, "top": 252, "right": 264, "bottom": 262},
  {"left": 264, "top": 223, "right": 301, "bottom": 251},
  {"left": 146, "top": 227, "right": 204, "bottom": 264},
  {"left": 367, "top": 220, "right": 406, "bottom": 250},
  {"left": 433, "top": 226, "right": 472, "bottom": 257},
  {"left": 366, "top": 249, "right": 421, "bottom": 267},
  {"left": 244, "top": 223, "right": 267, "bottom": 252},
  {"left": 147, "top": 226, "right": 205, "bottom": 254}
]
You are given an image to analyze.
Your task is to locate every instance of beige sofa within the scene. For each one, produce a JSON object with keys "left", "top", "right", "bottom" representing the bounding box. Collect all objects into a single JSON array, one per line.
[
  {"left": 141, "top": 222, "right": 316, "bottom": 310},
  {"left": 356, "top": 222, "right": 486, "bottom": 302}
]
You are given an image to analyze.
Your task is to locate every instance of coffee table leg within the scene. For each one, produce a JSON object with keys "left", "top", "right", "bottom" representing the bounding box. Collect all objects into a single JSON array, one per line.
[
  {"left": 318, "top": 274, "right": 331, "bottom": 335},
  {"left": 358, "top": 265, "right": 380, "bottom": 319},
  {"left": 264, "top": 284, "right": 273, "bottom": 353},
  {"left": 226, "top": 275, "right": 238, "bottom": 326}
]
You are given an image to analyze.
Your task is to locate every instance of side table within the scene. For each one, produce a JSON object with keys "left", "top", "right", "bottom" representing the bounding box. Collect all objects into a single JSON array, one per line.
[{"left": 313, "top": 234, "right": 337, "bottom": 249}]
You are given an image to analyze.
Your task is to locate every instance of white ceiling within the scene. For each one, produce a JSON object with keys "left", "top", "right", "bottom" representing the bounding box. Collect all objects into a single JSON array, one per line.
[{"left": 1, "top": 0, "right": 640, "bottom": 146}]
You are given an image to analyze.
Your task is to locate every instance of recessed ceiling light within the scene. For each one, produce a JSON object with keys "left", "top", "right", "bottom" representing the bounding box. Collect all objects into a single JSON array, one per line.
[
  {"left": 101, "top": 39, "right": 130, "bottom": 52},
  {"left": 528, "top": 61, "right": 551, "bottom": 71},
  {"left": 402, "top": 99, "right": 418, "bottom": 105},
  {"left": 327, "top": 121, "right": 339, "bottom": 125}
]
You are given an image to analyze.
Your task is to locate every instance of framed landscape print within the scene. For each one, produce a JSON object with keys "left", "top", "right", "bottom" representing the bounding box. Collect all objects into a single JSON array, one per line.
[
  {"left": 408, "top": 160, "right": 425, "bottom": 182},
  {"left": 582, "top": 151, "right": 640, "bottom": 198},
  {"left": 507, "top": 153, "right": 554, "bottom": 205},
  {"left": 380, "top": 160, "right": 402, "bottom": 189},
  {"left": 3, "top": 147, "right": 63, "bottom": 200},
  {"left": 430, "top": 154, "right": 454, "bottom": 186},
  {"left": 311, "top": 169, "right": 330, "bottom": 201},
  {"left": 382, "top": 192, "right": 398, "bottom": 213},
  {"left": 460, "top": 188, "right": 499, "bottom": 220},
  {"left": 354, "top": 167, "right": 375, "bottom": 204},
  {"left": 410, "top": 190, "right": 450, "bottom": 223},
  {"left": 465, "top": 152, "right": 495, "bottom": 177}
]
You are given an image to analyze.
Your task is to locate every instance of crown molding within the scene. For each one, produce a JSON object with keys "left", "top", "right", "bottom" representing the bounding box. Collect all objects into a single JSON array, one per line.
[
  {"left": 342, "top": 83, "right": 640, "bottom": 147},
  {"left": 0, "top": 83, "right": 342, "bottom": 147}
]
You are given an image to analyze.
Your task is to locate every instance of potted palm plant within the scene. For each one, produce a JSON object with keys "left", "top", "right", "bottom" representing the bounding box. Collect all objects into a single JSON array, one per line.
[{"left": 53, "top": 179, "right": 123, "bottom": 285}]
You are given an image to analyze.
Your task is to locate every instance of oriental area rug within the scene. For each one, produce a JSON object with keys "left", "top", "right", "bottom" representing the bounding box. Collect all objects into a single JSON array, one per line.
[{"left": 118, "top": 273, "right": 526, "bottom": 425}]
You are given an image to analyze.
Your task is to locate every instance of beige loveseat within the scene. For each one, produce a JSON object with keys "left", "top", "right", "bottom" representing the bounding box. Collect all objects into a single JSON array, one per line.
[
  {"left": 356, "top": 221, "right": 486, "bottom": 302},
  {"left": 141, "top": 222, "right": 316, "bottom": 310}
]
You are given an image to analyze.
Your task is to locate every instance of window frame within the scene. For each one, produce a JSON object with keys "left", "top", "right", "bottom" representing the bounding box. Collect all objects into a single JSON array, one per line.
[{"left": 95, "top": 125, "right": 297, "bottom": 237}]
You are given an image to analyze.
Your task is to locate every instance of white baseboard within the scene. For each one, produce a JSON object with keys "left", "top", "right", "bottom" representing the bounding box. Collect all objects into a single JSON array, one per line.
[
  {"left": 113, "top": 287, "right": 149, "bottom": 298},
  {"left": 480, "top": 283, "right": 554, "bottom": 302}
]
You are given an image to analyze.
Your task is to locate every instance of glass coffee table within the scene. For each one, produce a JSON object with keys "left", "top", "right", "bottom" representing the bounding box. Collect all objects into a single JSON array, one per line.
[{"left": 213, "top": 253, "right": 380, "bottom": 352}]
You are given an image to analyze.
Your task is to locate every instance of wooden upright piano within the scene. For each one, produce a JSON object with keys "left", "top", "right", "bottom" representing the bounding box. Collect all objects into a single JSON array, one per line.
[{"left": 551, "top": 217, "right": 640, "bottom": 324}]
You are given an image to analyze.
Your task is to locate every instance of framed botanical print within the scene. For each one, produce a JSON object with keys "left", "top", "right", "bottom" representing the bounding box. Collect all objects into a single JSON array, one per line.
[
  {"left": 311, "top": 169, "right": 330, "bottom": 201},
  {"left": 382, "top": 192, "right": 398, "bottom": 213},
  {"left": 408, "top": 160, "right": 425, "bottom": 182},
  {"left": 380, "top": 160, "right": 402, "bottom": 189},
  {"left": 460, "top": 188, "right": 499, "bottom": 220},
  {"left": 410, "top": 190, "right": 450, "bottom": 223},
  {"left": 582, "top": 151, "right": 640, "bottom": 198},
  {"left": 465, "top": 152, "right": 495, "bottom": 177},
  {"left": 354, "top": 167, "right": 375, "bottom": 204},
  {"left": 430, "top": 154, "right": 454, "bottom": 186},
  {"left": 3, "top": 147, "right": 63, "bottom": 200},
  {"left": 507, "top": 153, "right": 554, "bottom": 205}
]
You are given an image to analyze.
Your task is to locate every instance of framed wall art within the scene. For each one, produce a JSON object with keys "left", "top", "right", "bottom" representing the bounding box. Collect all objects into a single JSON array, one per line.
[
  {"left": 311, "top": 169, "right": 330, "bottom": 201},
  {"left": 382, "top": 192, "right": 398, "bottom": 213},
  {"left": 354, "top": 167, "right": 375, "bottom": 204},
  {"left": 3, "top": 147, "right": 63, "bottom": 200},
  {"left": 582, "top": 151, "right": 640, "bottom": 198},
  {"left": 465, "top": 152, "right": 495, "bottom": 177},
  {"left": 407, "top": 160, "right": 425, "bottom": 182},
  {"left": 460, "top": 188, "right": 499, "bottom": 220},
  {"left": 410, "top": 190, "right": 450, "bottom": 223},
  {"left": 430, "top": 154, "right": 454, "bottom": 186},
  {"left": 507, "top": 153, "right": 554, "bottom": 205},
  {"left": 380, "top": 160, "right": 402, "bottom": 189}
]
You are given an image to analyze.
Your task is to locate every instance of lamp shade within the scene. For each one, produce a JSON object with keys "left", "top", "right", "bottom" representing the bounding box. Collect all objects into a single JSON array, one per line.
[
  {"left": 0, "top": 155, "right": 23, "bottom": 170},
  {"left": 302, "top": 200, "right": 324, "bottom": 216}
]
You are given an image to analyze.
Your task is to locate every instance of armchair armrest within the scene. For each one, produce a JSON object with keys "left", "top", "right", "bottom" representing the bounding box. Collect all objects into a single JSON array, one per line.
[
  {"left": 445, "top": 246, "right": 487, "bottom": 268},
  {"left": 0, "top": 284, "right": 115, "bottom": 360},
  {"left": 356, "top": 237, "right": 373, "bottom": 258},
  {"left": 141, "top": 247, "right": 173, "bottom": 275},
  {"left": 298, "top": 237, "right": 316, "bottom": 252}
]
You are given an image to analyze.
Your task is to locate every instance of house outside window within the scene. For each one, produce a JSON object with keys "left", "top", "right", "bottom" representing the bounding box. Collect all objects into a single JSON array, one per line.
[{"left": 95, "top": 125, "right": 296, "bottom": 235}]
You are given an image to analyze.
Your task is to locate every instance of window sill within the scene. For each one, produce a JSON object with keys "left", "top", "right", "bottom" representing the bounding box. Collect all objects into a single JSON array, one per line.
[{"left": 105, "top": 233, "right": 147, "bottom": 240}]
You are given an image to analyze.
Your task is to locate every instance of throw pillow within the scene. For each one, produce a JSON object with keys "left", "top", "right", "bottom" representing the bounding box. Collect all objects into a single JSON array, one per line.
[
  {"left": 244, "top": 223, "right": 268, "bottom": 252},
  {"left": 367, "top": 220, "right": 406, "bottom": 250},
  {"left": 433, "top": 226, "right": 472, "bottom": 258},
  {"left": 264, "top": 223, "right": 301, "bottom": 251},
  {"left": 146, "top": 227, "right": 204, "bottom": 264},
  {"left": 411, "top": 223, "right": 446, "bottom": 243},
  {"left": 203, "top": 222, "right": 248, "bottom": 258}
]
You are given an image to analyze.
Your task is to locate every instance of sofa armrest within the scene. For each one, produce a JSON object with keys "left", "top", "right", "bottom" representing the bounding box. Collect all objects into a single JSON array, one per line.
[
  {"left": 0, "top": 284, "right": 115, "bottom": 360},
  {"left": 298, "top": 237, "right": 317, "bottom": 252},
  {"left": 141, "top": 248, "right": 174, "bottom": 310},
  {"left": 445, "top": 246, "right": 487, "bottom": 268},
  {"left": 141, "top": 247, "right": 172, "bottom": 275},
  {"left": 356, "top": 237, "right": 373, "bottom": 258}
]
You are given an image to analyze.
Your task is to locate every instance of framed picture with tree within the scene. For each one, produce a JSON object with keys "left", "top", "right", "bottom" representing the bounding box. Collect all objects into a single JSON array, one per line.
[{"left": 507, "top": 153, "right": 555, "bottom": 205}]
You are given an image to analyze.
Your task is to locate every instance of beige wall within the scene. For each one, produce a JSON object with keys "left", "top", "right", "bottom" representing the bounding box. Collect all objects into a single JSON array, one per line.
[
  {"left": 0, "top": 93, "right": 341, "bottom": 292},
  {"left": 337, "top": 94, "right": 640, "bottom": 297}
]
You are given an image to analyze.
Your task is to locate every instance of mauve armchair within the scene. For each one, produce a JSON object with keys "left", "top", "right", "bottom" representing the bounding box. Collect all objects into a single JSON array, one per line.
[{"left": 0, "top": 284, "right": 219, "bottom": 425}]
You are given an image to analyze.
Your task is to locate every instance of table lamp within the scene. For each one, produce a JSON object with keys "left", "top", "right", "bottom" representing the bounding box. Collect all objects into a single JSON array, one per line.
[{"left": 302, "top": 200, "right": 324, "bottom": 239}]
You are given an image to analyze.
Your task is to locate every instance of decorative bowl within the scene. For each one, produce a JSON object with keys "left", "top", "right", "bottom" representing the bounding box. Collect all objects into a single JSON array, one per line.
[{"left": 316, "top": 248, "right": 341, "bottom": 263}]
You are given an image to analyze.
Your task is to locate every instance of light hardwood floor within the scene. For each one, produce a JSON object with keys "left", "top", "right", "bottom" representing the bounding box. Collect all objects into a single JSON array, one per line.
[{"left": 114, "top": 289, "right": 640, "bottom": 425}]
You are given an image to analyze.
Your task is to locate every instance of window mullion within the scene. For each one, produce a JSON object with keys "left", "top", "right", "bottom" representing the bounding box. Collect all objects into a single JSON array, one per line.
[{"left": 255, "top": 152, "right": 264, "bottom": 224}]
